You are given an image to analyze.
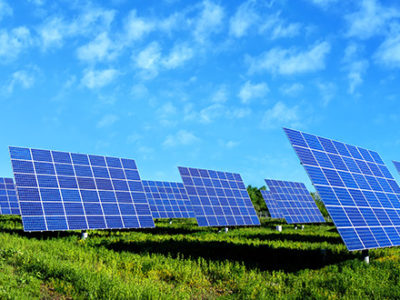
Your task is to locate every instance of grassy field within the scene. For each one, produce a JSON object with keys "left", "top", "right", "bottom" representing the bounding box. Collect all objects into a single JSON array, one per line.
[{"left": 1, "top": 216, "right": 400, "bottom": 299}]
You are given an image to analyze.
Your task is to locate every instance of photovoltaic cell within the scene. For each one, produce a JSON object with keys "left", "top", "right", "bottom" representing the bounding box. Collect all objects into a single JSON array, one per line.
[
  {"left": 284, "top": 128, "right": 400, "bottom": 251},
  {"left": 260, "top": 190, "right": 284, "bottom": 219},
  {"left": 9, "top": 147, "right": 155, "bottom": 231},
  {"left": 265, "top": 179, "right": 325, "bottom": 224},
  {"left": 393, "top": 161, "right": 400, "bottom": 175},
  {"left": 0, "top": 177, "right": 20, "bottom": 215},
  {"left": 178, "top": 166, "right": 260, "bottom": 227},
  {"left": 142, "top": 180, "right": 195, "bottom": 219}
]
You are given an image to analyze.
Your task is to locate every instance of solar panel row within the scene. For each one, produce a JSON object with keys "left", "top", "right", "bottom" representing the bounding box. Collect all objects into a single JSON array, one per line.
[
  {"left": 265, "top": 179, "right": 325, "bottom": 224},
  {"left": 10, "top": 147, "right": 155, "bottom": 231},
  {"left": 0, "top": 177, "right": 20, "bottom": 215},
  {"left": 260, "top": 190, "right": 284, "bottom": 219},
  {"left": 142, "top": 180, "right": 195, "bottom": 219},
  {"left": 284, "top": 128, "right": 400, "bottom": 251},
  {"left": 178, "top": 166, "right": 260, "bottom": 227}
]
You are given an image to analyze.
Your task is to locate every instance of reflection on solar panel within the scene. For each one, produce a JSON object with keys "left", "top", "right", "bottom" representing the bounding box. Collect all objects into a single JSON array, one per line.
[
  {"left": 9, "top": 147, "right": 155, "bottom": 231},
  {"left": 0, "top": 178, "right": 20, "bottom": 215},
  {"left": 265, "top": 179, "right": 325, "bottom": 224},
  {"left": 284, "top": 128, "right": 400, "bottom": 251},
  {"left": 142, "top": 180, "right": 195, "bottom": 219},
  {"left": 178, "top": 167, "right": 260, "bottom": 227},
  {"left": 260, "top": 190, "right": 283, "bottom": 219},
  {"left": 393, "top": 161, "right": 400, "bottom": 174}
]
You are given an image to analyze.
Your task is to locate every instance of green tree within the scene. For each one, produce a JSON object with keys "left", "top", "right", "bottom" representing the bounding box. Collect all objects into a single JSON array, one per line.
[
  {"left": 311, "top": 192, "right": 329, "bottom": 219},
  {"left": 247, "top": 185, "right": 267, "bottom": 214}
]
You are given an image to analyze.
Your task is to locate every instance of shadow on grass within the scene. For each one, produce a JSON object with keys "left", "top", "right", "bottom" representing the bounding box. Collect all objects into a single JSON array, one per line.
[
  {"left": 236, "top": 232, "right": 343, "bottom": 244},
  {"left": 98, "top": 238, "right": 356, "bottom": 273}
]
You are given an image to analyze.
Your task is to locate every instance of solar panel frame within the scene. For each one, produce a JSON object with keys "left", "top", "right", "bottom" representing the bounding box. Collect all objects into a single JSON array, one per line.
[
  {"left": 260, "top": 189, "right": 284, "bottom": 219},
  {"left": 0, "top": 177, "right": 20, "bottom": 215},
  {"left": 178, "top": 166, "right": 260, "bottom": 227},
  {"left": 265, "top": 179, "right": 325, "bottom": 224},
  {"left": 9, "top": 146, "right": 155, "bottom": 231},
  {"left": 142, "top": 180, "right": 195, "bottom": 219},
  {"left": 284, "top": 128, "right": 400, "bottom": 251}
]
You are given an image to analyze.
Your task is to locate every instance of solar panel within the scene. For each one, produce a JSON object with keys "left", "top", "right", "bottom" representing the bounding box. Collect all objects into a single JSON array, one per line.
[
  {"left": 260, "top": 189, "right": 284, "bottom": 219},
  {"left": 0, "top": 177, "right": 20, "bottom": 215},
  {"left": 178, "top": 166, "right": 260, "bottom": 227},
  {"left": 393, "top": 161, "right": 400, "bottom": 174},
  {"left": 284, "top": 128, "right": 400, "bottom": 251},
  {"left": 265, "top": 179, "right": 325, "bottom": 224},
  {"left": 9, "top": 146, "right": 155, "bottom": 231},
  {"left": 142, "top": 180, "right": 195, "bottom": 219}
]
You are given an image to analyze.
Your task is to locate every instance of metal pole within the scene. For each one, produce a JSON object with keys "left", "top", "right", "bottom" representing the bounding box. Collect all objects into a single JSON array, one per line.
[
  {"left": 276, "top": 225, "right": 282, "bottom": 232},
  {"left": 224, "top": 227, "right": 229, "bottom": 233},
  {"left": 362, "top": 249, "right": 369, "bottom": 264},
  {"left": 301, "top": 225, "right": 305, "bottom": 230},
  {"left": 81, "top": 230, "right": 88, "bottom": 240}
]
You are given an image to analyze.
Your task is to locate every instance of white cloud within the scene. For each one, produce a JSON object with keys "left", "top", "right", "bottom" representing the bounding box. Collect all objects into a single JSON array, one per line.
[
  {"left": 228, "top": 107, "right": 251, "bottom": 119},
  {"left": 343, "top": 43, "right": 368, "bottom": 94},
  {"left": 211, "top": 86, "right": 228, "bottom": 103},
  {"left": 6, "top": 70, "right": 35, "bottom": 94},
  {"left": 97, "top": 114, "right": 119, "bottom": 128},
  {"left": 134, "top": 42, "right": 161, "bottom": 77},
  {"left": 247, "top": 41, "right": 331, "bottom": 75},
  {"left": 238, "top": 81, "right": 269, "bottom": 104},
  {"left": 280, "top": 83, "right": 304, "bottom": 96},
  {"left": 81, "top": 68, "right": 118, "bottom": 89},
  {"left": 163, "top": 129, "right": 200, "bottom": 147},
  {"left": 346, "top": 0, "right": 400, "bottom": 39},
  {"left": 260, "top": 13, "right": 301, "bottom": 40},
  {"left": 193, "top": 0, "right": 224, "bottom": 43},
  {"left": 38, "top": 7, "right": 115, "bottom": 50},
  {"left": 261, "top": 101, "right": 301, "bottom": 129},
  {"left": 229, "top": 0, "right": 258, "bottom": 38},
  {"left": 77, "top": 32, "right": 119, "bottom": 62},
  {"left": 124, "top": 10, "right": 155, "bottom": 42},
  {"left": 0, "top": 27, "right": 32, "bottom": 62},
  {"left": 375, "top": 31, "right": 400, "bottom": 68},
  {"left": 162, "top": 43, "right": 193, "bottom": 69},
  {"left": 157, "top": 102, "right": 177, "bottom": 118},
  {"left": 0, "top": 0, "right": 12, "bottom": 21},
  {"left": 317, "top": 82, "right": 336, "bottom": 105},
  {"left": 199, "top": 103, "right": 223, "bottom": 123},
  {"left": 307, "top": 0, "right": 338, "bottom": 8}
]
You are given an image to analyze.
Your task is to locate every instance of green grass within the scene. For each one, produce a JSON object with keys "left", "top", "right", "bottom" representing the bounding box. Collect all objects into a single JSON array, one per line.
[{"left": 1, "top": 216, "right": 400, "bottom": 299}]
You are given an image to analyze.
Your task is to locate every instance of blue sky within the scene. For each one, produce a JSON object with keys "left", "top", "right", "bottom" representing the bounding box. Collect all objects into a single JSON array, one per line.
[{"left": 1, "top": 0, "right": 400, "bottom": 190}]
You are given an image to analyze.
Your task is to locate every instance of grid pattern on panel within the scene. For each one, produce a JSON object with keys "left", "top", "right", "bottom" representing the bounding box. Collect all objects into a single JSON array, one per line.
[
  {"left": 265, "top": 179, "right": 325, "bottom": 224},
  {"left": 9, "top": 146, "right": 155, "bottom": 231},
  {"left": 260, "top": 190, "right": 284, "bottom": 219},
  {"left": 284, "top": 128, "right": 400, "bottom": 251},
  {"left": 393, "top": 161, "right": 400, "bottom": 174},
  {"left": 0, "top": 178, "right": 20, "bottom": 215},
  {"left": 142, "top": 180, "right": 195, "bottom": 219},
  {"left": 178, "top": 166, "right": 260, "bottom": 227}
]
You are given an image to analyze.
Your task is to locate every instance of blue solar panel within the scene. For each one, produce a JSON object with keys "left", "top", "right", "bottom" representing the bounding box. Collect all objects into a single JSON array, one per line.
[
  {"left": 284, "top": 128, "right": 400, "bottom": 251},
  {"left": 0, "top": 177, "right": 20, "bottom": 215},
  {"left": 142, "top": 180, "right": 195, "bottom": 219},
  {"left": 9, "top": 147, "right": 155, "bottom": 231},
  {"left": 260, "top": 190, "right": 284, "bottom": 219},
  {"left": 178, "top": 167, "right": 260, "bottom": 227},
  {"left": 265, "top": 179, "right": 325, "bottom": 224}
]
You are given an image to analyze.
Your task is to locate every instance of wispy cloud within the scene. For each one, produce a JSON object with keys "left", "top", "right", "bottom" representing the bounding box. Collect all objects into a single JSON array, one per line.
[
  {"left": 307, "top": 0, "right": 338, "bottom": 9},
  {"left": 238, "top": 81, "right": 269, "bottom": 104},
  {"left": 0, "top": 27, "right": 32, "bottom": 62},
  {"left": 123, "top": 9, "right": 155, "bottom": 43},
  {"left": 317, "top": 82, "right": 336, "bottom": 105},
  {"left": 259, "top": 12, "right": 301, "bottom": 40},
  {"left": 193, "top": 0, "right": 224, "bottom": 43},
  {"left": 343, "top": 43, "right": 368, "bottom": 94},
  {"left": 163, "top": 129, "right": 200, "bottom": 147},
  {"left": 81, "top": 68, "right": 118, "bottom": 89},
  {"left": 134, "top": 41, "right": 162, "bottom": 78},
  {"left": 280, "top": 83, "right": 304, "bottom": 96},
  {"left": 5, "top": 69, "right": 36, "bottom": 94},
  {"left": 261, "top": 101, "right": 302, "bottom": 129},
  {"left": 97, "top": 114, "right": 119, "bottom": 128},
  {"left": 163, "top": 43, "right": 194, "bottom": 69},
  {"left": 229, "top": 0, "right": 258, "bottom": 38},
  {"left": 211, "top": 85, "right": 228, "bottom": 103},
  {"left": 345, "top": 0, "right": 400, "bottom": 39},
  {"left": 247, "top": 41, "right": 331, "bottom": 75},
  {"left": 374, "top": 28, "right": 400, "bottom": 68},
  {"left": 0, "top": 0, "right": 12, "bottom": 21},
  {"left": 77, "top": 32, "right": 119, "bottom": 62}
]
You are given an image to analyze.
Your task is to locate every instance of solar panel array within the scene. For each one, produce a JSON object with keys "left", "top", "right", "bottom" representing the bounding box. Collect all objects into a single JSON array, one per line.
[
  {"left": 393, "top": 161, "right": 400, "bottom": 174},
  {"left": 178, "top": 167, "right": 260, "bottom": 227},
  {"left": 0, "top": 177, "right": 20, "bottom": 215},
  {"left": 265, "top": 179, "right": 325, "bottom": 224},
  {"left": 284, "top": 128, "right": 400, "bottom": 251},
  {"left": 10, "top": 147, "right": 155, "bottom": 231},
  {"left": 260, "top": 190, "right": 284, "bottom": 219},
  {"left": 142, "top": 180, "right": 195, "bottom": 219}
]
